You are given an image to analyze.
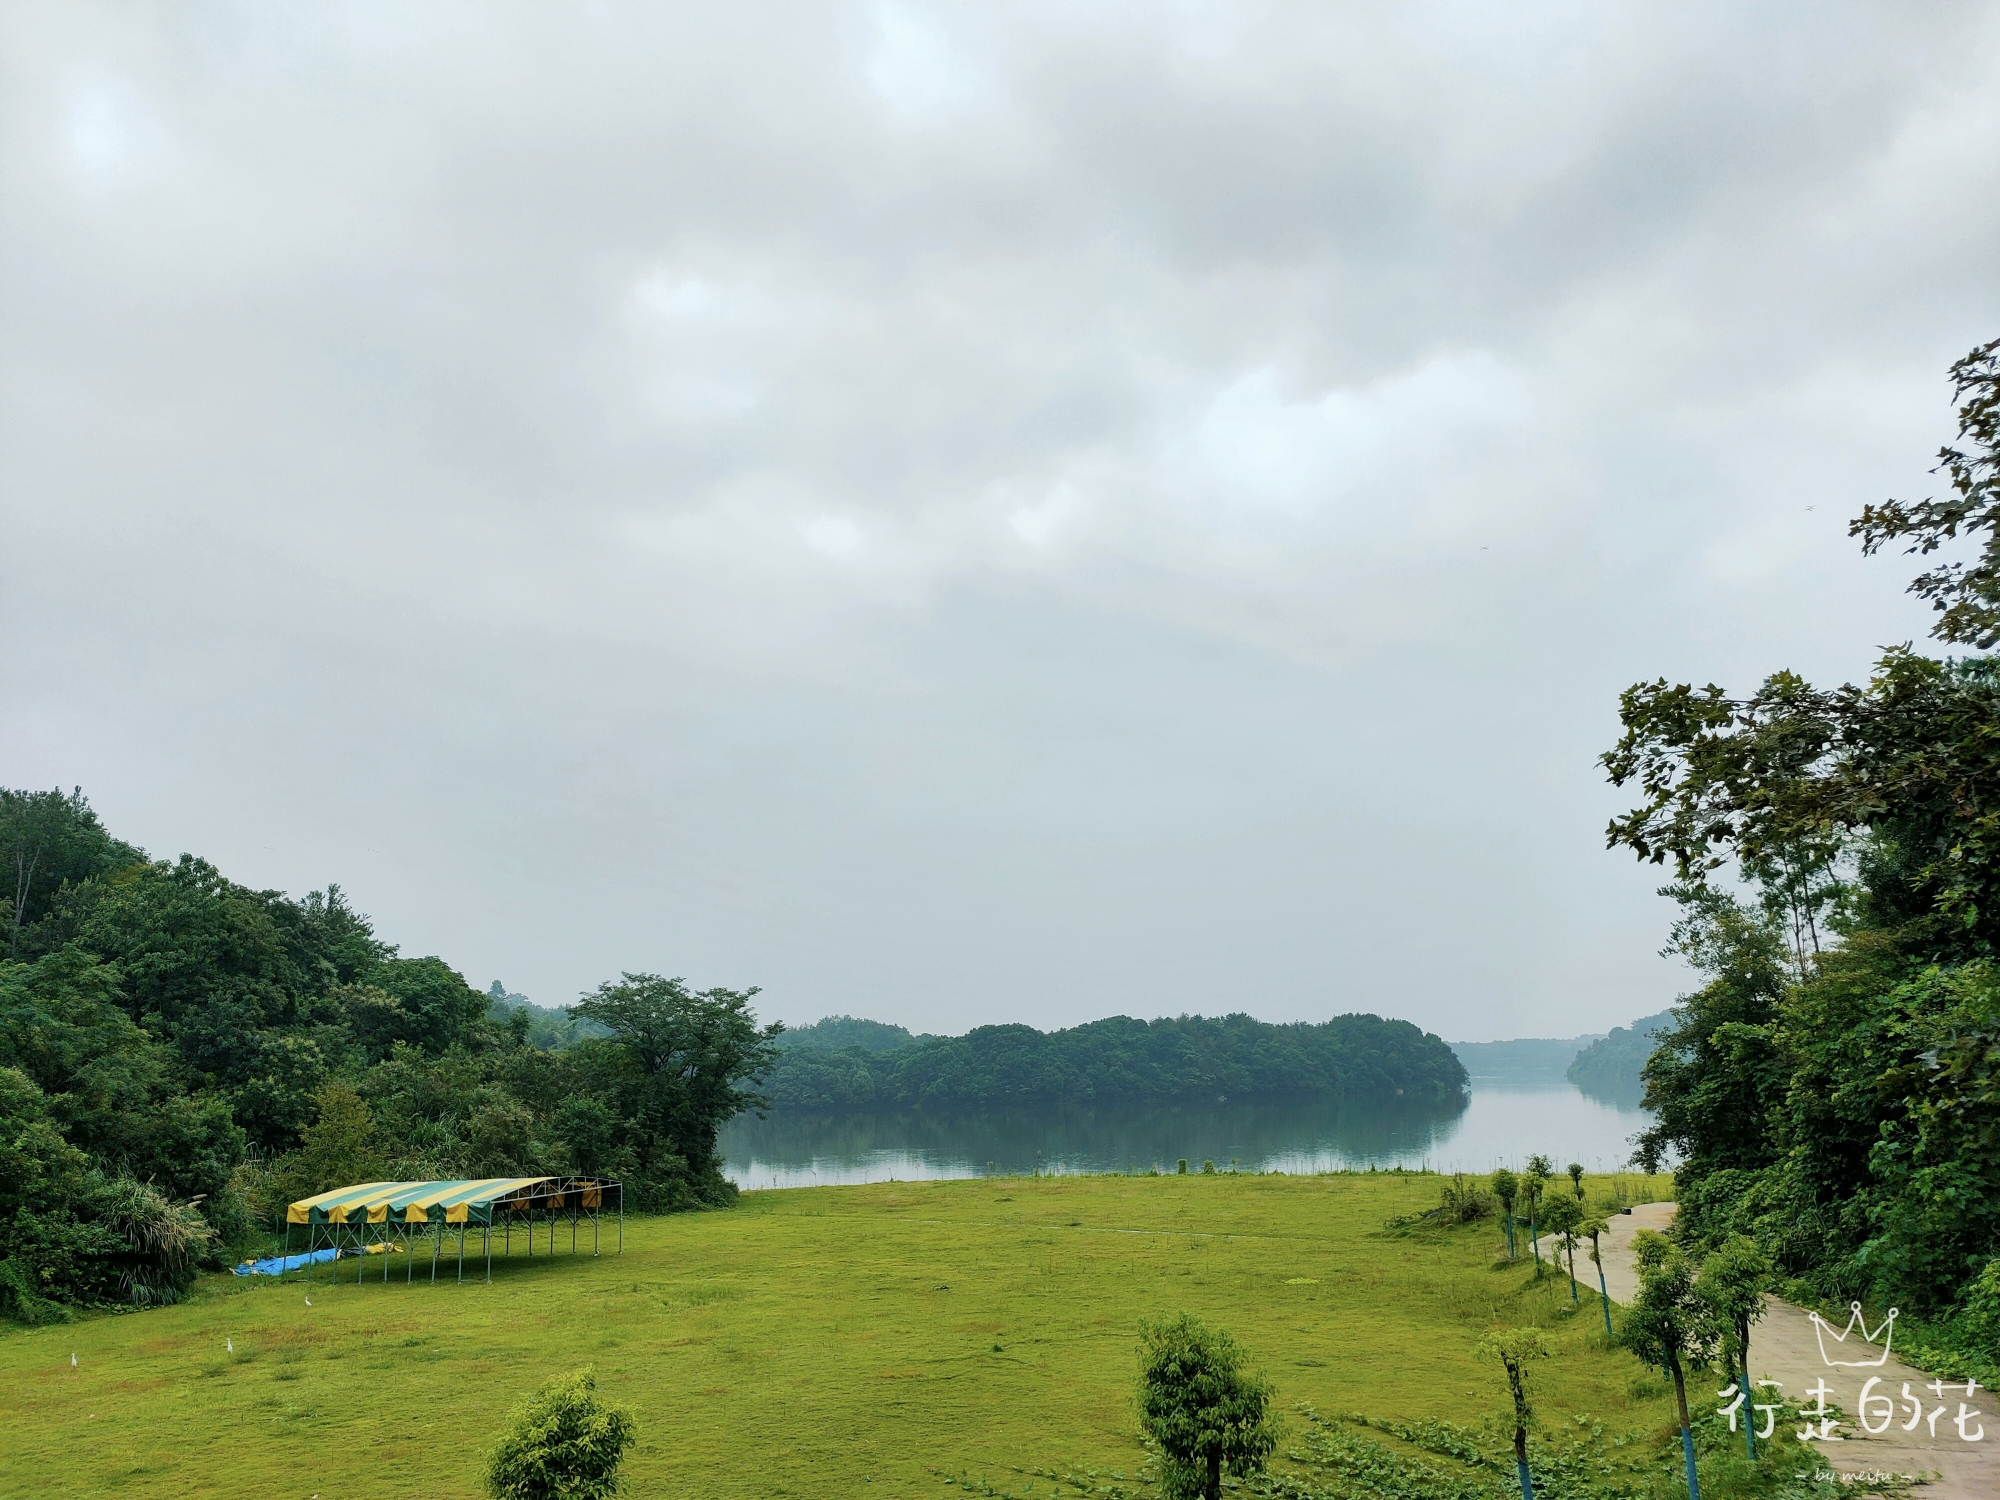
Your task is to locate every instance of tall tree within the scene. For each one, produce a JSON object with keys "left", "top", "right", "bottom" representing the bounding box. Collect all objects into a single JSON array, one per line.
[
  {"left": 1852, "top": 338, "right": 2000, "bottom": 646},
  {"left": 572, "top": 974, "right": 781, "bottom": 1207}
]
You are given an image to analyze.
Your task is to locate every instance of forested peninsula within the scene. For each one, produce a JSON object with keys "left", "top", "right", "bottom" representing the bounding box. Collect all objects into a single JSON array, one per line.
[{"left": 765, "top": 1012, "right": 1467, "bottom": 1110}]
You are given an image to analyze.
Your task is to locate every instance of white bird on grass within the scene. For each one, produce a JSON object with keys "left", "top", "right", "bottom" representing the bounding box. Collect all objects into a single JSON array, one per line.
[
  {"left": 226, "top": 1337, "right": 233, "bottom": 1353},
  {"left": 70, "top": 1353, "right": 77, "bottom": 1369},
  {"left": 304, "top": 1294, "right": 312, "bottom": 1307}
]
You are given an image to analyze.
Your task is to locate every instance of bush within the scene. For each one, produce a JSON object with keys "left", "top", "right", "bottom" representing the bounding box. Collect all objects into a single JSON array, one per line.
[
  {"left": 1136, "top": 1314, "right": 1277, "bottom": 1500},
  {"left": 486, "top": 1369, "right": 636, "bottom": 1500}
]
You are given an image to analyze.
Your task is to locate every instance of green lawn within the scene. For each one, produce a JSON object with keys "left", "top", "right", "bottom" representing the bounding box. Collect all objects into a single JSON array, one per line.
[{"left": 0, "top": 1170, "right": 1675, "bottom": 1499}]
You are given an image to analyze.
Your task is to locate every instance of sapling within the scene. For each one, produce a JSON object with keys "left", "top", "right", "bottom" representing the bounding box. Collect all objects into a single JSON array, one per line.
[
  {"left": 1491, "top": 1169, "right": 1519, "bottom": 1259},
  {"left": 1522, "top": 1157, "right": 1553, "bottom": 1272},
  {"left": 1539, "top": 1191, "right": 1583, "bottom": 1304},
  {"left": 1620, "top": 1232, "right": 1718, "bottom": 1500},
  {"left": 1476, "top": 1327, "right": 1550, "bottom": 1500},
  {"left": 1697, "top": 1235, "right": 1772, "bottom": 1461},
  {"left": 1582, "top": 1211, "right": 1614, "bottom": 1336}
]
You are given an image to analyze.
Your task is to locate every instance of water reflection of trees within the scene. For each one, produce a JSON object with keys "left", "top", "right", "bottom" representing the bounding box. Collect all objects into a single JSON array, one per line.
[{"left": 719, "top": 1094, "right": 1472, "bottom": 1179}]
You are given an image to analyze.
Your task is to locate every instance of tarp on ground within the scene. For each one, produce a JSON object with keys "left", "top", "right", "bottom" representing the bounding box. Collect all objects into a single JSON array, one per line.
[
  {"left": 234, "top": 1248, "right": 339, "bottom": 1276},
  {"left": 287, "top": 1178, "right": 607, "bottom": 1227}
]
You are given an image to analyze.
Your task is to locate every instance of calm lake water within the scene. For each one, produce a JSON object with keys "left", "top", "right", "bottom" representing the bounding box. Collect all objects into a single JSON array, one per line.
[{"left": 717, "top": 1085, "right": 1652, "bottom": 1190}]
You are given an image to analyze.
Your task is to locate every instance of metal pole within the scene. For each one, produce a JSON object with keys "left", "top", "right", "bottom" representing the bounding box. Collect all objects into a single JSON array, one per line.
[
  {"left": 485, "top": 1224, "right": 492, "bottom": 1283},
  {"left": 430, "top": 1222, "right": 439, "bottom": 1284},
  {"left": 457, "top": 1224, "right": 465, "bottom": 1283},
  {"left": 408, "top": 1222, "right": 415, "bottom": 1283}
]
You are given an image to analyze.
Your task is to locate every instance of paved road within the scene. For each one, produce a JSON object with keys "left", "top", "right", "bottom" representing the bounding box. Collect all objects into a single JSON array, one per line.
[{"left": 1593, "top": 1204, "right": 1996, "bottom": 1499}]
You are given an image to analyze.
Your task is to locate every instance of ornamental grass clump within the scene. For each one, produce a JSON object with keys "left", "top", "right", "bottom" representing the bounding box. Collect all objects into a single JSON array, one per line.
[{"left": 486, "top": 1369, "right": 636, "bottom": 1500}]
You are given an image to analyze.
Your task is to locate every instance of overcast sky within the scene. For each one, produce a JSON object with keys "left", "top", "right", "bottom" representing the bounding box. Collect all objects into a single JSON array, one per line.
[{"left": 4, "top": 3, "right": 1997, "bottom": 1042}]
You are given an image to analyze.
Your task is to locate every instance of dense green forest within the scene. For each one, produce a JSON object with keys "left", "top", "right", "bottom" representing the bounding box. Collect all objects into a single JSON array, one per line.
[
  {"left": 0, "top": 798, "right": 778, "bottom": 1321},
  {"left": 761, "top": 1012, "right": 1466, "bottom": 1110},
  {"left": 1610, "top": 338, "right": 2000, "bottom": 1376},
  {"left": 1563, "top": 1010, "right": 1671, "bottom": 1102}
]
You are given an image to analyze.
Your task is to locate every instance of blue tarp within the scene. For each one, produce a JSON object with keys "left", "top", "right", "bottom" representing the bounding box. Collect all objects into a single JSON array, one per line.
[{"left": 233, "top": 1248, "right": 340, "bottom": 1276}]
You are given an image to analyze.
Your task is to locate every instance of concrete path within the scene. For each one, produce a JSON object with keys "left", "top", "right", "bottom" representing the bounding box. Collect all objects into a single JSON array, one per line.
[{"left": 1593, "top": 1204, "right": 1997, "bottom": 1498}]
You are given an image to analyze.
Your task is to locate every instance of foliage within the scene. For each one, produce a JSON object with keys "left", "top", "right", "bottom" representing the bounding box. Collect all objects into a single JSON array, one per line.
[
  {"left": 486, "top": 1368, "right": 636, "bottom": 1500},
  {"left": 1476, "top": 1326, "right": 1550, "bottom": 1479},
  {"left": 572, "top": 974, "right": 784, "bottom": 1210},
  {"left": 761, "top": 1012, "right": 1468, "bottom": 1111},
  {"left": 1851, "top": 338, "right": 2000, "bottom": 648},
  {"left": 1695, "top": 1237, "right": 1771, "bottom": 1380},
  {"left": 1137, "top": 1313, "right": 1279, "bottom": 1500},
  {"left": 775, "top": 1014, "right": 918, "bottom": 1053},
  {"left": 1567, "top": 1015, "right": 1674, "bottom": 1105},
  {"left": 0, "top": 785, "right": 782, "bottom": 1317},
  {"left": 0, "top": 787, "right": 142, "bottom": 958}
]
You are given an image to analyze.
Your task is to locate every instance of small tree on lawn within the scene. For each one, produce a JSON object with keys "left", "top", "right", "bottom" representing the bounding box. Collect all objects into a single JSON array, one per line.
[
  {"left": 1540, "top": 1191, "right": 1584, "bottom": 1305},
  {"left": 1477, "top": 1327, "right": 1551, "bottom": 1500},
  {"left": 1620, "top": 1232, "right": 1718, "bottom": 1500},
  {"left": 1566, "top": 1162, "right": 1585, "bottom": 1196},
  {"left": 487, "top": 1369, "right": 636, "bottom": 1500},
  {"left": 1582, "top": 1209, "right": 1614, "bottom": 1336},
  {"left": 1522, "top": 1157, "right": 1553, "bottom": 1271},
  {"left": 1136, "top": 1313, "right": 1278, "bottom": 1500},
  {"left": 1697, "top": 1235, "right": 1772, "bottom": 1461},
  {"left": 1491, "top": 1169, "right": 1519, "bottom": 1259}
]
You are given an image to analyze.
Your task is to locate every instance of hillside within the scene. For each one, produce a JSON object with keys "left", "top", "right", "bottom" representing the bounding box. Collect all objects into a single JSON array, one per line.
[
  {"left": 1447, "top": 1032, "right": 1603, "bottom": 1087},
  {"left": 1565, "top": 1010, "right": 1674, "bottom": 1104}
]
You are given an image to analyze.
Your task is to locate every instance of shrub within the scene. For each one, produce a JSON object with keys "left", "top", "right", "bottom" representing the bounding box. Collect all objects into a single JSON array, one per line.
[
  {"left": 1136, "top": 1313, "right": 1277, "bottom": 1500},
  {"left": 486, "top": 1369, "right": 636, "bottom": 1500}
]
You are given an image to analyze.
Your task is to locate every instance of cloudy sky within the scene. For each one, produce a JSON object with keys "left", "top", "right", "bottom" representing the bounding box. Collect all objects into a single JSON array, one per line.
[{"left": 4, "top": 3, "right": 1997, "bottom": 1041}]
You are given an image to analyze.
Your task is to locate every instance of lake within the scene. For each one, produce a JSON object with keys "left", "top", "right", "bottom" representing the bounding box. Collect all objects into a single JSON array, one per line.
[{"left": 717, "top": 1084, "right": 1653, "bottom": 1189}]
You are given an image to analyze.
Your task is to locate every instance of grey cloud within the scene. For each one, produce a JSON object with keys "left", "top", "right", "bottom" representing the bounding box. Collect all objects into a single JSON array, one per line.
[{"left": 3, "top": 1, "right": 1997, "bottom": 1039}]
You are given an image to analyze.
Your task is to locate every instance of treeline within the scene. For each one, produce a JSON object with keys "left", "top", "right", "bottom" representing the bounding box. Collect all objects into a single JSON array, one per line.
[
  {"left": 0, "top": 791, "right": 776, "bottom": 1322},
  {"left": 763, "top": 1012, "right": 1466, "bottom": 1110},
  {"left": 1608, "top": 339, "right": 2000, "bottom": 1376}
]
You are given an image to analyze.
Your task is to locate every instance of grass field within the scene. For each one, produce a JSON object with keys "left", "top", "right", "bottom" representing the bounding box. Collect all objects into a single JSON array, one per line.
[{"left": 0, "top": 1170, "right": 1677, "bottom": 1499}]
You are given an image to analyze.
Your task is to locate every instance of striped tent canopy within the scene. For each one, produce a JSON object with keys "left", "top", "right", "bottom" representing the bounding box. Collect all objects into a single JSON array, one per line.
[{"left": 287, "top": 1178, "right": 608, "bottom": 1226}]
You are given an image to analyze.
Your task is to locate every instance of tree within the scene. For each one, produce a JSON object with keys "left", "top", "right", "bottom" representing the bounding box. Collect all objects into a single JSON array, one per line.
[
  {"left": 1621, "top": 1232, "right": 1718, "bottom": 1500},
  {"left": 0, "top": 788, "right": 141, "bottom": 959},
  {"left": 1476, "top": 1327, "right": 1550, "bottom": 1500},
  {"left": 1539, "top": 1191, "right": 1583, "bottom": 1304},
  {"left": 1697, "top": 1236, "right": 1772, "bottom": 1460},
  {"left": 1491, "top": 1169, "right": 1519, "bottom": 1259},
  {"left": 1851, "top": 338, "right": 2000, "bottom": 647},
  {"left": 486, "top": 1369, "right": 635, "bottom": 1500},
  {"left": 572, "top": 974, "right": 781, "bottom": 1208},
  {"left": 1582, "top": 1210, "right": 1614, "bottom": 1336},
  {"left": 1522, "top": 1156, "right": 1552, "bottom": 1271},
  {"left": 1566, "top": 1163, "right": 1584, "bottom": 1196},
  {"left": 1135, "top": 1313, "right": 1277, "bottom": 1500},
  {"left": 1630, "top": 885, "right": 1790, "bottom": 1182}
]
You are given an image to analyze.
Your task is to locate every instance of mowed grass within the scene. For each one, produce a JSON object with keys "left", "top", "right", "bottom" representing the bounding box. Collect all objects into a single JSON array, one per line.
[{"left": 0, "top": 1171, "right": 1676, "bottom": 1499}]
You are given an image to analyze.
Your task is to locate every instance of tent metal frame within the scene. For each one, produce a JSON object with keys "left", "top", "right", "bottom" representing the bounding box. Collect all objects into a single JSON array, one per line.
[{"left": 282, "top": 1177, "right": 624, "bottom": 1286}]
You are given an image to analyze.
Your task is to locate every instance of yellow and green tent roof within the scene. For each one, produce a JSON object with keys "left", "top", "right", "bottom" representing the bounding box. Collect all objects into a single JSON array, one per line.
[{"left": 287, "top": 1178, "right": 604, "bottom": 1226}]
